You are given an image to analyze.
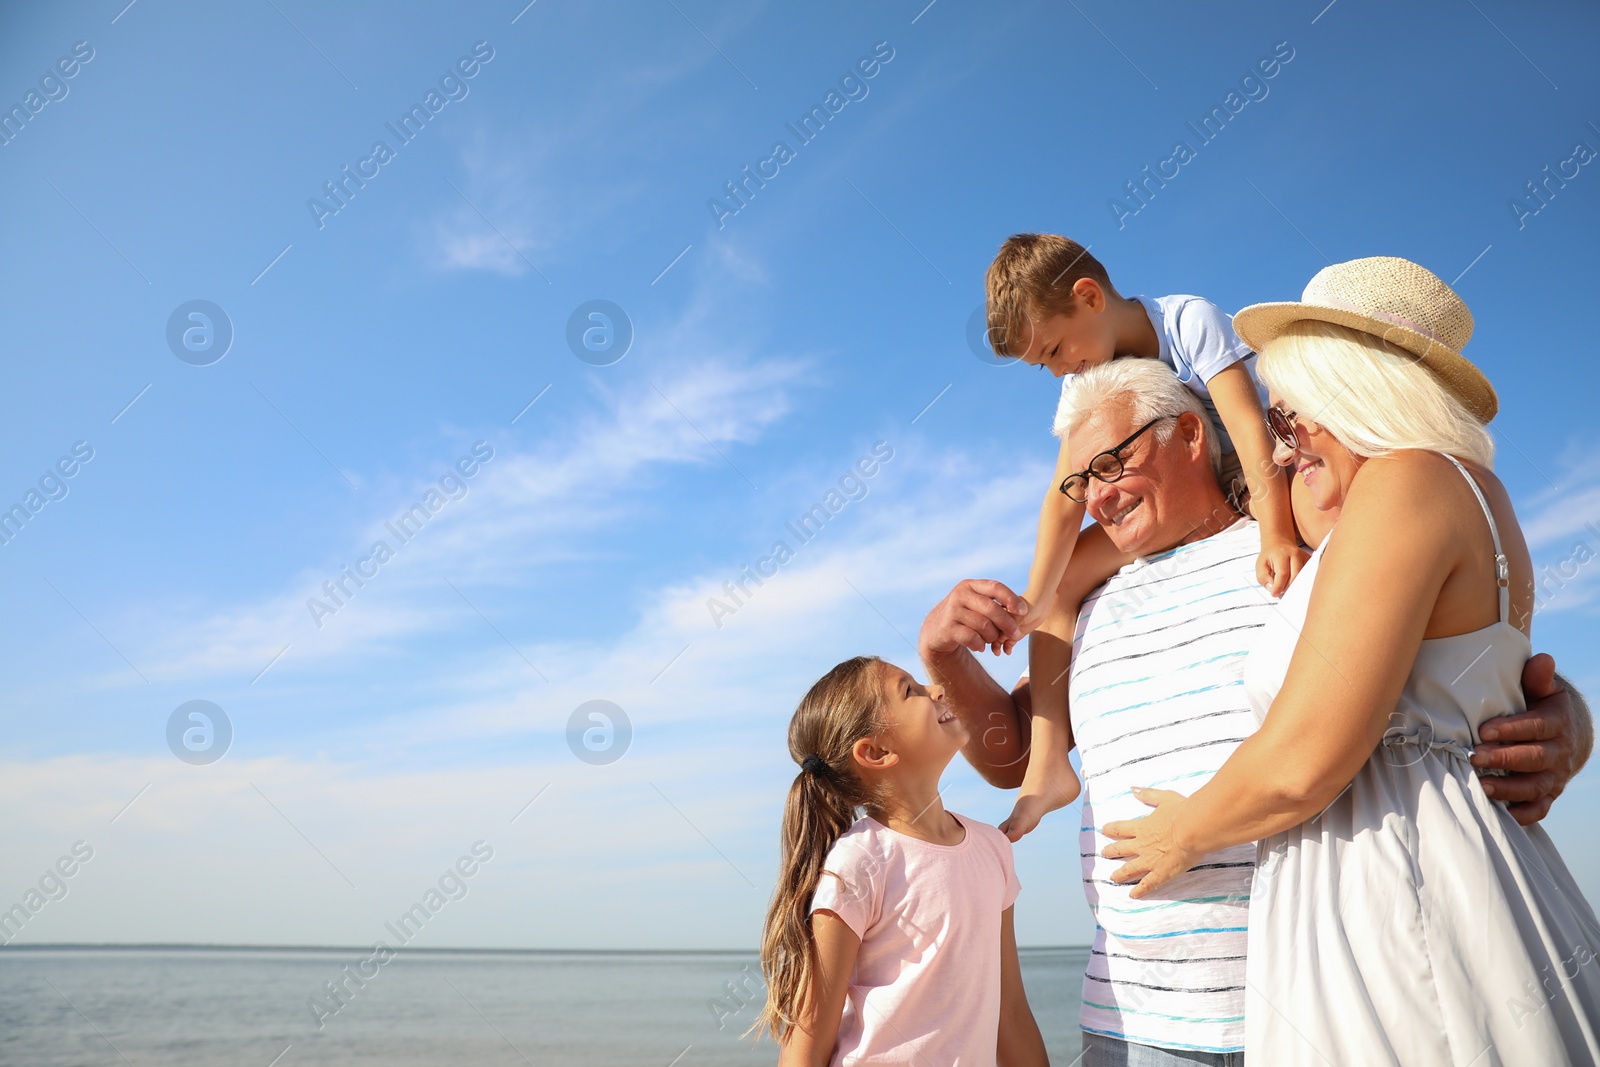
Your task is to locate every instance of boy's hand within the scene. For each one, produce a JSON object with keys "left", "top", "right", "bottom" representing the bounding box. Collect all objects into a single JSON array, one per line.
[{"left": 1256, "top": 541, "right": 1309, "bottom": 598}]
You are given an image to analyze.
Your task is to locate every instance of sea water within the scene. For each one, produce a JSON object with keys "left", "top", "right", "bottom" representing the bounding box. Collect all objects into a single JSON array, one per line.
[{"left": 0, "top": 946, "right": 1089, "bottom": 1065}]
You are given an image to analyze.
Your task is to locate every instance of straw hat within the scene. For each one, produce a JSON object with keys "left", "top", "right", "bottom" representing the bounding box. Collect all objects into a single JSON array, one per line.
[{"left": 1232, "top": 256, "right": 1498, "bottom": 423}]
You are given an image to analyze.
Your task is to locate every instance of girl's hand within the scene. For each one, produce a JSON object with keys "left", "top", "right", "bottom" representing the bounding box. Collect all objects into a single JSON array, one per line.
[
  {"left": 1256, "top": 540, "right": 1310, "bottom": 598},
  {"left": 1100, "top": 787, "right": 1196, "bottom": 899}
]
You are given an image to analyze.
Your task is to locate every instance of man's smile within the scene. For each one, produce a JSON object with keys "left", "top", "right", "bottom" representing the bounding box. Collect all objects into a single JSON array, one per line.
[{"left": 1107, "top": 499, "right": 1142, "bottom": 526}]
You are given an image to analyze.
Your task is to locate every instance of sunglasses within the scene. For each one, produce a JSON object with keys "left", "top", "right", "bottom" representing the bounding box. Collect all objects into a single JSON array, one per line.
[
  {"left": 1266, "top": 405, "right": 1302, "bottom": 450},
  {"left": 1058, "top": 416, "right": 1173, "bottom": 502}
]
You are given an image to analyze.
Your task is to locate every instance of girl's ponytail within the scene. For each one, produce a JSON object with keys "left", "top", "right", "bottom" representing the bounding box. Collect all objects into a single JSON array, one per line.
[{"left": 754, "top": 656, "right": 886, "bottom": 1042}]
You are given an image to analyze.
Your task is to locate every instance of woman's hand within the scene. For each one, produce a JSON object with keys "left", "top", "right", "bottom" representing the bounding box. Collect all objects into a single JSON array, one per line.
[
  {"left": 1100, "top": 787, "right": 1197, "bottom": 899},
  {"left": 1256, "top": 539, "right": 1310, "bottom": 598}
]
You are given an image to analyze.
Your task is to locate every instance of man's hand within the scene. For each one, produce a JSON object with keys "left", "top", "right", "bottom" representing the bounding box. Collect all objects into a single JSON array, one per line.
[
  {"left": 1472, "top": 653, "right": 1593, "bottom": 826},
  {"left": 918, "top": 579, "right": 1028, "bottom": 658},
  {"left": 919, "top": 582, "right": 1033, "bottom": 789}
]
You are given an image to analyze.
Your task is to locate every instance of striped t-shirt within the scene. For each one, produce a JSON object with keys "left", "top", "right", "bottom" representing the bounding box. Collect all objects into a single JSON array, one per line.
[{"left": 1070, "top": 519, "right": 1273, "bottom": 1054}]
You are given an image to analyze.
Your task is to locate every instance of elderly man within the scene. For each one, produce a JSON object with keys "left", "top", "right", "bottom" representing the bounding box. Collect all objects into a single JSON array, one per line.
[{"left": 920, "top": 359, "right": 1593, "bottom": 1066}]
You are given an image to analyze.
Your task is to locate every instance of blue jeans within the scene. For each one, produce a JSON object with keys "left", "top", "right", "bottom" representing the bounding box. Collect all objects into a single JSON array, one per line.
[{"left": 1081, "top": 1031, "right": 1243, "bottom": 1067}]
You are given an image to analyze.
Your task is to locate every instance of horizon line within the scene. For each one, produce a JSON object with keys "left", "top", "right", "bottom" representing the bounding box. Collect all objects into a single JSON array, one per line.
[{"left": 0, "top": 941, "right": 1092, "bottom": 956}]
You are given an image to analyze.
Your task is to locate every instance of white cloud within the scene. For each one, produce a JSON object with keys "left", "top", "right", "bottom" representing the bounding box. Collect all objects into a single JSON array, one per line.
[
  {"left": 382, "top": 443, "right": 1043, "bottom": 741},
  {"left": 117, "top": 356, "right": 803, "bottom": 688},
  {"left": 1520, "top": 483, "right": 1600, "bottom": 551},
  {"left": 433, "top": 223, "right": 530, "bottom": 276},
  {"left": 424, "top": 126, "right": 558, "bottom": 277},
  {"left": 1514, "top": 455, "right": 1600, "bottom": 616}
]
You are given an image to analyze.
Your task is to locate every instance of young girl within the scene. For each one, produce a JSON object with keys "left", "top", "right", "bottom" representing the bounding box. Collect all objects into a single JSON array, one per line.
[{"left": 755, "top": 656, "right": 1048, "bottom": 1067}]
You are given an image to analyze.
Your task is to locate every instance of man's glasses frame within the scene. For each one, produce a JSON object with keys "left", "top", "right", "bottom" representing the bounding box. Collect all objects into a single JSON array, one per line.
[{"left": 1058, "top": 415, "right": 1174, "bottom": 502}]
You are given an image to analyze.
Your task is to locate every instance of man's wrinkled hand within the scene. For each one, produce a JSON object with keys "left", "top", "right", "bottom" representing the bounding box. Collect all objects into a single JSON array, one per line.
[
  {"left": 919, "top": 579, "right": 1028, "bottom": 659},
  {"left": 1472, "top": 653, "right": 1583, "bottom": 826}
]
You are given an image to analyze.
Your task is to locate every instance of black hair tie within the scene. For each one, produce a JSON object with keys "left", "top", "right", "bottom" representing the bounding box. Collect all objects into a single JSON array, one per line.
[{"left": 801, "top": 754, "right": 828, "bottom": 776}]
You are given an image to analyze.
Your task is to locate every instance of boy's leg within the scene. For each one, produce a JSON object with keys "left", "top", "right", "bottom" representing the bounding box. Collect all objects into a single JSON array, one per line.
[{"left": 1001, "top": 524, "right": 1131, "bottom": 840}]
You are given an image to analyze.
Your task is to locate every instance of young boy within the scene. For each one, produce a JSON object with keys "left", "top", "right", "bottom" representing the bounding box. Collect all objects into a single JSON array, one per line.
[{"left": 984, "top": 234, "right": 1309, "bottom": 840}]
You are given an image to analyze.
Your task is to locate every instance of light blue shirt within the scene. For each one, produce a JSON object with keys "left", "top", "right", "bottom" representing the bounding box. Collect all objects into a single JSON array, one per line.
[{"left": 1057, "top": 294, "right": 1265, "bottom": 454}]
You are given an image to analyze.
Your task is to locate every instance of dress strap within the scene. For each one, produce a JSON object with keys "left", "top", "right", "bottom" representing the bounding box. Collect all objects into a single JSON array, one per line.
[{"left": 1439, "top": 453, "right": 1510, "bottom": 624}]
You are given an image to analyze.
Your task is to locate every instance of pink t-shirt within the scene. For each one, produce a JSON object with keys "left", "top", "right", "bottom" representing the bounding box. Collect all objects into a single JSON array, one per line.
[{"left": 809, "top": 812, "right": 1021, "bottom": 1067}]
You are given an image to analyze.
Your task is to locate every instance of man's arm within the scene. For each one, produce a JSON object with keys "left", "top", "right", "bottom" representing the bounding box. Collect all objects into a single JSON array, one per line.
[
  {"left": 1472, "top": 654, "right": 1594, "bottom": 826},
  {"left": 918, "top": 580, "right": 1032, "bottom": 789}
]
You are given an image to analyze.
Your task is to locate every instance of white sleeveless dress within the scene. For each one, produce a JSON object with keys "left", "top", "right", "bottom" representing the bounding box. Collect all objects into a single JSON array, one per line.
[{"left": 1240, "top": 455, "right": 1600, "bottom": 1066}]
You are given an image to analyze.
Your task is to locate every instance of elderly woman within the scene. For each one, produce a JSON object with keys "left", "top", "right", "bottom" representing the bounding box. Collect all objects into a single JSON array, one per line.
[{"left": 1102, "top": 257, "right": 1600, "bottom": 1065}]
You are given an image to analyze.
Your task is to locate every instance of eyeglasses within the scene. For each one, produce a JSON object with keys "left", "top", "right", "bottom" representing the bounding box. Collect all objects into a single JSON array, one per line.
[
  {"left": 1266, "top": 405, "right": 1301, "bottom": 449},
  {"left": 1058, "top": 416, "right": 1173, "bottom": 502}
]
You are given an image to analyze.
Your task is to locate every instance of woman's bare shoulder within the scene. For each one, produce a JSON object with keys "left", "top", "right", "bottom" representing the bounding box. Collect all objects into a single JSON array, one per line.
[
  {"left": 1358, "top": 450, "right": 1510, "bottom": 509},
  {"left": 1348, "top": 450, "right": 1466, "bottom": 511},
  {"left": 1343, "top": 450, "right": 1505, "bottom": 566}
]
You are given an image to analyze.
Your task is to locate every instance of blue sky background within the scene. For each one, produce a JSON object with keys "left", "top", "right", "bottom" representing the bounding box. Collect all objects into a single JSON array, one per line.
[{"left": 0, "top": 0, "right": 1597, "bottom": 954}]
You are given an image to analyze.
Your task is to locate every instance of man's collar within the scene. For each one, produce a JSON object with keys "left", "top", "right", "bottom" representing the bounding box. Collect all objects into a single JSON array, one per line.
[{"left": 1129, "top": 515, "right": 1254, "bottom": 564}]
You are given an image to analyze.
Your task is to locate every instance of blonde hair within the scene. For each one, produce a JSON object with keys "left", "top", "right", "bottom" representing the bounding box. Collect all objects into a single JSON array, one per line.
[
  {"left": 754, "top": 656, "right": 888, "bottom": 1042},
  {"left": 1258, "top": 321, "right": 1494, "bottom": 467},
  {"left": 1053, "top": 357, "right": 1222, "bottom": 479},
  {"left": 985, "top": 234, "right": 1116, "bottom": 357}
]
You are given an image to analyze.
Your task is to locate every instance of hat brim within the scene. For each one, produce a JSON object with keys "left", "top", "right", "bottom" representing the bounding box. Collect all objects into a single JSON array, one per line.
[{"left": 1233, "top": 300, "right": 1499, "bottom": 424}]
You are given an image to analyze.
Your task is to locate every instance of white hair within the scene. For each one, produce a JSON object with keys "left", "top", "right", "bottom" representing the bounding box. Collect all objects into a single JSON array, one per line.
[
  {"left": 1053, "top": 358, "right": 1222, "bottom": 478},
  {"left": 1257, "top": 321, "right": 1494, "bottom": 467}
]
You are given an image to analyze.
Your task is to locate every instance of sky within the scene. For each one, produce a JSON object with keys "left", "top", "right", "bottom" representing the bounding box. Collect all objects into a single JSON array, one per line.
[{"left": 0, "top": 0, "right": 1597, "bottom": 956}]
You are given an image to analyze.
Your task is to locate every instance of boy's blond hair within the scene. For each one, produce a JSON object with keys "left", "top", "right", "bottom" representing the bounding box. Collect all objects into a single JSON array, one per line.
[{"left": 985, "top": 234, "right": 1117, "bottom": 357}]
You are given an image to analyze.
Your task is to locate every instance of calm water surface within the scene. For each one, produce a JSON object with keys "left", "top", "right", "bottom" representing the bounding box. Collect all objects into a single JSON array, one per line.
[{"left": 0, "top": 946, "right": 1089, "bottom": 1065}]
